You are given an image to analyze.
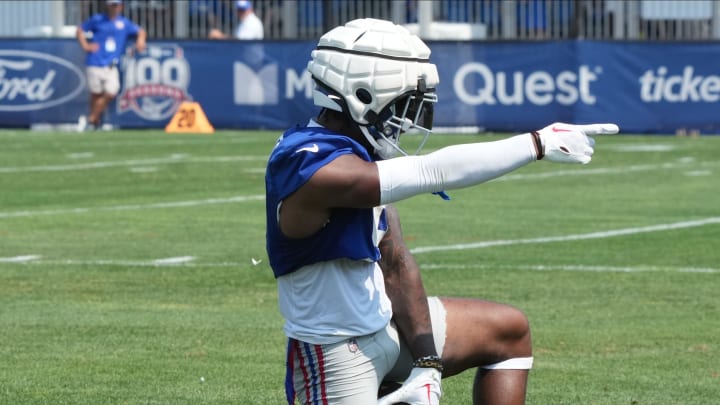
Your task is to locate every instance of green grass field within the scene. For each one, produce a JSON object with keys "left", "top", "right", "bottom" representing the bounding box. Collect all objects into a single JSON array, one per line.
[{"left": 1, "top": 129, "right": 718, "bottom": 404}]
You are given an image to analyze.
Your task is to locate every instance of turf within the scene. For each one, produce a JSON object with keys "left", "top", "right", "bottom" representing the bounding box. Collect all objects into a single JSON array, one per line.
[{"left": 0, "top": 129, "right": 718, "bottom": 404}]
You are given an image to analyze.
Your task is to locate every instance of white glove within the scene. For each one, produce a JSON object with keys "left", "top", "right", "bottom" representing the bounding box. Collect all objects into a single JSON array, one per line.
[
  {"left": 535, "top": 122, "right": 619, "bottom": 164},
  {"left": 378, "top": 367, "right": 442, "bottom": 405}
]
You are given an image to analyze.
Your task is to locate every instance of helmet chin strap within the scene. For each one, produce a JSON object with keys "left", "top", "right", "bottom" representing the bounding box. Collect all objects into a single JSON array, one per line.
[{"left": 359, "top": 126, "right": 405, "bottom": 160}]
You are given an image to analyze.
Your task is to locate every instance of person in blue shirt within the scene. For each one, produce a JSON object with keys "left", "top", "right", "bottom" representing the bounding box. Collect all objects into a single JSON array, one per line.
[
  {"left": 76, "top": 0, "right": 146, "bottom": 131},
  {"left": 266, "top": 18, "right": 618, "bottom": 405}
]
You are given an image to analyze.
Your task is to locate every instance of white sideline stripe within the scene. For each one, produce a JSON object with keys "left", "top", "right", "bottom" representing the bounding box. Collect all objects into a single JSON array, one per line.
[
  {"left": 129, "top": 166, "right": 158, "bottom": 173},
  {"left": 411, "top": 217, "right": 720, "bottom": 254},
  {"left": 494, "top": 160, "right": 718, "bottom": 182},
  {"left": 3, "top": 258, "right": 716, "bottom": 274},
  {"left": 2, "top": 156, "right": 715, "bottom": 176},
  {"left": 422, "top": 263, "right": 720, "bottom": 274},
  {"left": 0, "top": 132, "right": 262, "bottom": 143},
  {"left": 0, "top": 259, "right": 234, "bottom": 267},
  {"left": 0, "top": 195, "right": 265, "bottom": 219},
  {"left": 153, "top": 256, "right": 195, "bottom": 265},
  {"left": 608, "top": 144, "right": 676, "bottom": 152},
  {"left": 684, "top": 170, "right": 711, "bottom": 177},
  {"left": 0, "top": 155, "right": 267, "bottom": 173},
  {"left": 67, "top": 152, "right": 95, "bottom": 159},
  {"left": 0, "top": 255, "right": 41, "bottom": 263},
  {"left": 22, "top": 259, "right": 239, "bottom": 267}
]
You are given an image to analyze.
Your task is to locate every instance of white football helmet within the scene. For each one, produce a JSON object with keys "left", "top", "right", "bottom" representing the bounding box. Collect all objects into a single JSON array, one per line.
[{"left": 307, "top": 18, "right": 440, "bottom": 159}]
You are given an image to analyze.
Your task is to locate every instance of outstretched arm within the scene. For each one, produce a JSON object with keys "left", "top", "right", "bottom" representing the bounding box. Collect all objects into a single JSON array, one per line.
[
  {"left": 377, "top": 123, "right": 618, "bottom": 204},
  {"left": 279, "top": 123, "right": 618, "bottom": 238}
]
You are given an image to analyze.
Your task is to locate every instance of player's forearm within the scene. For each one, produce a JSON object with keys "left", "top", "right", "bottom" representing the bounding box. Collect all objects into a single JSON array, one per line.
[
  {"left": 379, "top": 206, "right": 439, "bottom": 359},
  {"left": 382, "top": 247, "right": 435, "bottom": 357},
  {"left": 376, "top": 133, "right": 537, "bottom": 204},
  {"left": 387, "top": 282, "right": 438, "bottom": 359}
]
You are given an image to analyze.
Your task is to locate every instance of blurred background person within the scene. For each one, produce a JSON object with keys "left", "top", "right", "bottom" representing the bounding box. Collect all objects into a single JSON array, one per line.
[
  {"left": 209, "top": 0, "right": 264, "bottom": 40},
  {"left": 76, "top": 0, "right": 146, "bottom": 131},
  {"left": 189, "top": 0, "right": 233, "bottom": 39}
]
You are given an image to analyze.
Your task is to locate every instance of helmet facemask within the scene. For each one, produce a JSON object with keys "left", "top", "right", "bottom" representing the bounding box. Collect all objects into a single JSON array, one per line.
[{"left": 361, "top": 78, "right": 437, "bottom": 160}]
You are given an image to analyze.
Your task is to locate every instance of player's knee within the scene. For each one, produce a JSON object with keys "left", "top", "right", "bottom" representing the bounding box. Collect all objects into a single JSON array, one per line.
[{"left": 499, "top": 305, "right": 532, "bottom": 353}]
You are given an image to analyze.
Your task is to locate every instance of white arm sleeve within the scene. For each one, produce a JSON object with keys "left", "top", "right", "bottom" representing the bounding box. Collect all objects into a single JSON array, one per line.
[{"left": 376, "top": 134, "right": 537, "bottom": 204}]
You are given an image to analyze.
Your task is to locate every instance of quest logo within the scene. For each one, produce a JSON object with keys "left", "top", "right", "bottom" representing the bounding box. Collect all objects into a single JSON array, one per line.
[
  {"left": 453, "top": 62, "right": 601, "bottom": 106},
  {"left": 0, "top": 50, "right": 85, "bottom": 112}
]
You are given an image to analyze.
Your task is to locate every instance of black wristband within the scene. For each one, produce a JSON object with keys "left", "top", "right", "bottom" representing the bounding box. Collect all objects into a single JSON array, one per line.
[
  {"left": 531, "top": 131, "right": 544, "bottom": 160},
  {"left": 413, "top": 355, "right": 444, "bottom": 372}
]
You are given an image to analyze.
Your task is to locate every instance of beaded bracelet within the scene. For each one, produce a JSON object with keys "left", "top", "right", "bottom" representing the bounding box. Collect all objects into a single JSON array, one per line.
[{"left": 413, "top": 355, "right": 444, "bottom": 372}]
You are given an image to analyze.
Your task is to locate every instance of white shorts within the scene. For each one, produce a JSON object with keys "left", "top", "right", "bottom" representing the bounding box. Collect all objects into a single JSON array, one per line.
[
  {"left": 286, "top": 297, "right": 447, "bottom": 405},
  {"left": 86, "top": 66, "right": 120, "bottom": 96}
]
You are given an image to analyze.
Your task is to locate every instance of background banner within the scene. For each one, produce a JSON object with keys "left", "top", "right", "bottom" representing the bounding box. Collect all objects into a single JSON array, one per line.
[{"left": 1, "top": 39, "right": 718, "bottom": 134}]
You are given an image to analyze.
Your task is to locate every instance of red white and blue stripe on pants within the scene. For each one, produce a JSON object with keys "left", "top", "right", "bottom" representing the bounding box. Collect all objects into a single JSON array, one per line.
[{"left": 286, "top": 338, "right": 328, "bottom": 405}]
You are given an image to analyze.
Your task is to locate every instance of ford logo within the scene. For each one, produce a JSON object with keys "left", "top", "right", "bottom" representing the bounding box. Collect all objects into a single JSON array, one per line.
[{"left": 0, "top": 49, "right": 85, "bottom": 112}]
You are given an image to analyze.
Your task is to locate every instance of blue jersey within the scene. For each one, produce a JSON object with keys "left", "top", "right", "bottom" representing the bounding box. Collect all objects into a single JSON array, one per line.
[
  {"left": 80, "top": 14, "right": 140, "bottom": 67},
  {"left": 265, "top": 125, "right": 385, "bottom": 278}
]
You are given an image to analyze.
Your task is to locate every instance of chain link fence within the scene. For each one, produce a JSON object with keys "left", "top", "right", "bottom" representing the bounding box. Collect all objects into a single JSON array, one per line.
[{"left": 1, "top": 0, "right": 719, "bottom": 40}]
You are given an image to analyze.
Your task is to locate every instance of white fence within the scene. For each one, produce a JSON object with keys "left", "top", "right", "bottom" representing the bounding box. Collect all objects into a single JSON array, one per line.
[{"left": 1, "top": 0, "right": 719, "bottom": 40}]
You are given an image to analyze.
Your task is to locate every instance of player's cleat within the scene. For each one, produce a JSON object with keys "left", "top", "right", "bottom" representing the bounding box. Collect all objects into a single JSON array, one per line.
[{"left": 378, "top": 367, "right": 442, "bottom": 405}]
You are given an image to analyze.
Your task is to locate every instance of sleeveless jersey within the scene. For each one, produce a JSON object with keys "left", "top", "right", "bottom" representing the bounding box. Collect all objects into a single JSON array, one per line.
[{"left": 265, "top": 122, "right": 393, "bottom": 344}]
